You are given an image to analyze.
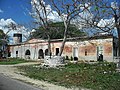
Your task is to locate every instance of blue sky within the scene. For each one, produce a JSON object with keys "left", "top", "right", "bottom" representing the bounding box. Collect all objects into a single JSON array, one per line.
[
  {"left": 0, "top": 0, "right": 119, "bottom": 26},
  {"left": 0, "top": 0, "right": 33, "bottom": 43},
  {"left": 0, "top": 0, "right": 119, "bottom": 43},
  {"left": 0, "top": 0, "right": 33, "bottom": 24}
]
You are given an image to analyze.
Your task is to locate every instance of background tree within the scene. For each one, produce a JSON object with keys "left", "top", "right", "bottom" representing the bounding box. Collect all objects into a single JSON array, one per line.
[
  {"left": 30, "top": 22, "right": 86, "bottom": 39},
  {"left": 0, "top": 29, "right": 8, "bottom": 58},
  {"left": 0, "top": 29, "right": 6, "bottom": 40},
  {"left": 1, "top": 22, "right": 17, "bottom": 58}
]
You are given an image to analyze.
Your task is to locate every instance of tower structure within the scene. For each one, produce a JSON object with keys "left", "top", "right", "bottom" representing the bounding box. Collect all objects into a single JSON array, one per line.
[{"left": 13, "top": 33, "right": 22, "bottom": 44}]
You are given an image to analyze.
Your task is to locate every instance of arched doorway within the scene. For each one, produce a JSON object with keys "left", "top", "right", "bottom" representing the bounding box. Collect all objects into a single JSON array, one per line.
[
  {"left": 38, "top": 49, "right": 44, "bottom": 59},
  {"left": 25, "top": 49, "right": 31, "bottom": 59},
  {"left": 45, "top": 49, "right": 48, "bottom": 56}
]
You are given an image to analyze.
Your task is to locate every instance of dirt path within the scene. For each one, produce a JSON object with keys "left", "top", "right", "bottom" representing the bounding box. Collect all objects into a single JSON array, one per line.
[{"left": 0, "top": 62, "right": 89, "bottom": 90}]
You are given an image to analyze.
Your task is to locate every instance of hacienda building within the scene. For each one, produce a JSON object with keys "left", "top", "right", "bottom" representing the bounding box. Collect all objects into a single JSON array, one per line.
[{"left": 8, "top": 33, "right": 118, "bottom": 62}]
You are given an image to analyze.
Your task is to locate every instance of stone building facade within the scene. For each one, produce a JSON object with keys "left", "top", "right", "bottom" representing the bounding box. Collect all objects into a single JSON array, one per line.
[{"left": 8, "top": 34, "right": 118, "bottom": 62}]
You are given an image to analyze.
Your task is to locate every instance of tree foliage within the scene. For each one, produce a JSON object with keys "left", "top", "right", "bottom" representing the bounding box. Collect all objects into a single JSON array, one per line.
[
  {"left": 0, "top": 29, "right": 5, "bottom": 39},
  {"left": 30, "top": 22, "right": 86, "bottom": 39},
  {"left": 0, "top": 29, "right": 9, "bottom": 44}
]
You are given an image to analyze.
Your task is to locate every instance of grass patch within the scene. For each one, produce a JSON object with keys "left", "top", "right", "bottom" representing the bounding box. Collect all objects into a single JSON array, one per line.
[
  {"left": 0, "top": 58, "right": 28, "bottom": 65},
  {"left": 17, "top": 62, "right": 120, "bottom": 90}
]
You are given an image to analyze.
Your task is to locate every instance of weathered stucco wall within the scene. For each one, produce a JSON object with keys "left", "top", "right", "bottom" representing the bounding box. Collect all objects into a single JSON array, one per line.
[{"left": 9, "top": 37, "right": 114, "bottom": 62}]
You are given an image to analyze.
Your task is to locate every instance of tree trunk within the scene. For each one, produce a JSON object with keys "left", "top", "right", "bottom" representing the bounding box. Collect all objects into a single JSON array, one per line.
[
  {"left": 114, "top": 14, "right": 120, "bottom": 57},
  {"left": 47, "top": 35, "right": 51, "bottom": 56},
  {"left": 58, "top": 25, "right": 68, "bottom": 56},
  {"left": 2, "top": 37, "right": 7, "bottom": 58},
  {"left": 58, "top": 36, "right": 67, "bottom": 56},
  {"left": 117, "top": 28, "right": 120, "bottom": 57},
  {"left": 117, "top": 27, "right": 120, "bottom": 69}
]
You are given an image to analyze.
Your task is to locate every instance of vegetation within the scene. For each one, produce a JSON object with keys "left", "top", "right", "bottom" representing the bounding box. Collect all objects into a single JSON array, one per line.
[
  {"left": 0, "top": 29, "right": 5, "bottom": 39},
  {"left": 18, "top": 62, "right": 120, "bottom": 90},
  {"left": 0, "top": 29, "right": 8, "bottom": 58},
  {"left": 31, "top": 22, "right": 86, "bottom": 39},
  {"left": 0, "top": 22, "right": 17, "bottom": 58},
  {"left": 0, "top": 58, "right": 28, "bottom": 65},
  {"left": 0, "top": 29, "right": 8, "bottom": 44}
]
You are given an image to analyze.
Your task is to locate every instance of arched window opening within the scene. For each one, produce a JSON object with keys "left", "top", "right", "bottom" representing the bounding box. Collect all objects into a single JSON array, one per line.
[
  {"left": 25, "top": 50, "right": 31, "bottom": 55},
  {"left": 25, "top": 49, "right": 31, "bottom": 59},
  {"left": 38, "top": 49, "right": 44, "bottom": 59}
]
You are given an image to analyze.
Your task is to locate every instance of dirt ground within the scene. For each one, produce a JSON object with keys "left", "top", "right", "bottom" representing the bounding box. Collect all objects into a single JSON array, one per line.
[{"left": 0, "top": 62, "right": 89, "bottom": 90}]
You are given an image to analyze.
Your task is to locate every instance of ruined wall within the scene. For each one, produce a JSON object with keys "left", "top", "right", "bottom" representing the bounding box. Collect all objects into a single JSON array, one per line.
[
  {"left": 51, "top": 42, "right": 75, "bottom": 57},
  {"left": 9, "top": 39, "right": 48, "bottom": 60},
  {"left": 50, "top": 38, "right": 113, "bottom": 62},
  {"left": 79, "top": 42, "right": 97, "bottom": 61},
  {"left": 9, "top": 37, "right": 114, "bottom": 62},
  {"left": 103, "top": 40, "right": 113, "bottom": 62}
]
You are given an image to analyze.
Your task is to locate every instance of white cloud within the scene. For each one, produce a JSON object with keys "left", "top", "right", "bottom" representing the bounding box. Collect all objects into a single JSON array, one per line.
[
  {"left": 0, "top": 18, "right": 16, "bottom": 33},
  {"left": 47, "top": 11, "right": 62, "bottom": 22},
  {"left": 31, "top": 0, "right": 61, "bottom": 22},
  {"left": 111, "top": 2, "right": 118, "bottom": 9},
  {"left": 79, "top": 3, "right": 91, "bottom": 10},
  {"left": 0, "top": 18, "right": 29, "bottom": 43},
  {"left": 0, "top": 18, "right": 16, "bottom": 25},
  {"left": 72, "top": 2, "right": 115, "bottom": 31},
  {"left": 72, "top": 8, "right": 93, "bottom": 29},
  {"left": 0, "top": 9, "right": 3, "bottom": 13},
  {"left": 31, "top": 0, "right": 93, "bottom": 23},
  {"left": 97, "top": 18, "right": 115, "bottom": 28}
]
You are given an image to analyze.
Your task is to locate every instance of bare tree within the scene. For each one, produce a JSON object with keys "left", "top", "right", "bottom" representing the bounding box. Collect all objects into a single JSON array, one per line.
[
  {"left": 32, "top": 0, "right": 115, "bottom": 57},
  {"left": 31, "top": 0, "right": 56, "bottom": 56},
  {"left": 50, "top": 0, "right": 89, "bottom": 56},
  {"left": 74, "top": 0, "right": 120, "bottom": 56}
]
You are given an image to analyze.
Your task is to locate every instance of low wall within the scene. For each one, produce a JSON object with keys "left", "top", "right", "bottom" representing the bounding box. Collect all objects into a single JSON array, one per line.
[{"left": 44, "top": 56, "right": 64, "bottom": 67}]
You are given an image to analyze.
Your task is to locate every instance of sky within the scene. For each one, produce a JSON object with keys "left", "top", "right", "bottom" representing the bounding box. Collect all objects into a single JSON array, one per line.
[
  {"left": 0, "top": 0, "right": 118, "bottom": 27},
  {"left": 0, "top": 0, "right": 33, "bottom": 43},
  {"left": 0, "top": 0, "right": 119, "bottom": 43},
  {"left": 0, "top": 0, "right": 61, "bottom": 44},
  {"left": 0, "top": 0, "right": 32, "bottom": 24}
]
